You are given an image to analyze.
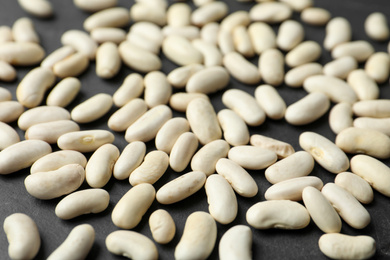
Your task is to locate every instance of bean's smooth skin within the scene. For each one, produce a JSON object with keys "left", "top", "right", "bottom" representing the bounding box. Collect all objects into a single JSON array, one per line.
[
  {"left": 284, "top": 62, "right": 323, "bottom": 88},
  {"left": 46, "top": 77, "right": 81, "bottom": 107},
  {"left": 323, "top": 56, "right": 358, "bottom": 79},
  {"left": 12, "top": 17, "right": 39, "bottom": 43},
  {"left": 365, "top": 12, "right": 389, "bottom": 41},
  {"left": 47, "top": 224, "right": 95, "bottom": 260},
  {"left": 186, "top": 66, "right": 229, "bottom": 94},
  {"left": 277, "top": 20, "right": 304, "bottom": 51},
  {"left": 18, "top": 0, "right": 53, "bottom": 18},
  {"left": 167, "top": 2, "right": 191, "bottom": 27},
  {"left": 71, "top": 93, "right": 113, "bottom": 124},
  {"left": 83, "top": 7, "right": 130, "bottom": 32},
  {"left": 265, "top": 151, "right": 314, "bottom": 184},
  {"left": 125, "top": 104, "right": 172, "bottom": 143},
  {"left": 113, "top": 73, "right": 144, "bottom": 107},
  {"left": 248, "top": 22, "right": 276, "bottom": 54},
  {"left": 30, "top": 150, "right": 87, "bottom": 174},
  {"left": 144, "top": 71, "right": 172, "bottom": 108},
  {"left": 250, "top": 134, "right": 295, "bottom": 159},
  {"left": 228, "top": 145, "right": 277, "bottom": 170},
  {"left": 218, "top": 109, "right": 250, "bottom": 146},
  {"left": 335, "top": 171, "right": 373, "bottom": 204},
  {"left": 106, "top": 230, "right": 158, "bottom": 260},
  {"left": 301, "top": 7, "right": 331, "bottom": 26},
  {"left": 232, "top": 25, "right": 254, "bottom": 58},
  {"left": 216, "top": 158, "right": 258, "bottom": 197},
  {"left": 324, "top": 17, "right": 352, "bottom": 51},
  {"left": 249, "top": 2, "right": 292, "bottom": 23},
  {"left": 191, "top": 139, "right": 230, "bottom": 176},
  {"left": 169, "top": 92, "right": 209, "bottom": 112},
  {"left": 0, "top": 26, "right": 12, "bottom": 43},
  {"left": 286, "top": 41, "right": 322, "bottom": 67},
  {"left": 279, "top": 0, "right": 313, "bottom": 12},
  {"left": 129, "top": 150, "right": 169, "bottom": 186},
  {"left": 61, "top": 30, "right": 97, "bottom": 60},
  {"left": 155, "top": 117, "right": 190, "bottom": 154},
  {"left": 96, "top": 42, "right": 121, "bottom": 79},
  {"left": 322, "top": 183, "right": 371, "bottom": 229},
  {"left": 25, "top": 120, "right": 80, "bottom": 144},
  {"left": 168, "top": 64, "right": 204, "bottom": 89},
  {"left": 91, "top": 27, "right": 126, "bottom": 44},
  {"left": 41, "top": 45, "right": 75, "bottom": 69},
  {"left": 0, "top": 140, "right": 51, "bottom": 175},
  {"left": 328, "top": 102, "right": 353, "bottom": 135},
  {"left": 3, "top": 213, "right": 40, "bottom": 260},
  {"left": 219, "top": 225, "right": 252, "bottom": 260},
  {"left": 302, "top": 187, "right": 342, "bottom": 234},
  {"left": 300, "top": 131, "right": 349, "bottom": 174},
  {"left": 57, "top": 130, "right": 115, "bottom": 153},
  {"left": 118, "top": 41, "right": 161, "bottom": 73},
  {"left": 200, "top": 22, "right": 219, "bottom": 45},
  {"left": 0, "top": 42, "right": 45, "bottom": 66},
  {"left": 0, "top": 102, "right": 21, "bottom": 123},
  {"left": 73, "top": 0, "right": 117, "bottom": 12},
  {"left": 163, "top": 35, "right": 203, "bottom": 66},
  {"left": 149, "top": 209, "right": 176, "bottom": 244},
  {"left": 365, "top": 52, "right": 390, "bottom": 84},
  {"left": 113, "top": 141, "right": 145, "bottom": 180},
  {"left": 332, "top": 40, "right": 374, "bottom": 63},
  {"left": 191, "top": 1, "right": 228, "bottom": 26},
  {"left": 55, "top": 189, "right": 110, "bottom": 220},
  {"left": 175, "top": 211, "right": 217, "bottom": 260},
  {"left": 347, "top": 69, "right": 379, "bottom": 100},
  {"left": 223, "top": 52, "right": 261, "bottom": 85},
  {"left": 246, "top": 200, "right": 310, "bottom": 229},
  {"left": 319, "top": 234, "right": 376, "bottom": 260},
  {"left": 351, "top": 154, "right": 390, "bottom": 197},
  {"left": 258, "top": 48, "right": 284, "bottom": 86},
  {"left": 129, "top": 21, "right": 164, "bottom": 47},
  {"left": 108, "top": 99, "right": 148, "bottom": 132},
  {"left": 205, "top": 174, "right": 238, "bottom": 224},
  {"left": 0, "top": 87, "right": 12, "bottom": 101},
  {"left": 353, "top": 99, "right": 390, "bottom": 118},
  {"left": 52, "top": 52, "right": 90, "bottom": 78},
  {"left": 112, "top": 183, "right": 155, "bottom": 229},
  {"left": 169, "top": 132, "right": 199, "bottom": 172},
  {"left": 16, "top": 66, "right": 56, "bottom": 108},
  {"left": 354, "top": 117, "right": 390, "bottom": 136},
  {"left": 130, "top": 2, "right": 167, "bottom": 26},
  {"left": 193, "top": 39, "right": 223, "bottom": 67},
  {"left": 156, "top": 171, "right": 207, "bottom": 204},
  {"left": 0, "top": 122, "right": 20, "bottom": 150},
  {"left": 220, "top": 11, "right": 250, "bottom": 32},
  {"left": 217, "top": 29, "right": 235, "bottom": 55}
]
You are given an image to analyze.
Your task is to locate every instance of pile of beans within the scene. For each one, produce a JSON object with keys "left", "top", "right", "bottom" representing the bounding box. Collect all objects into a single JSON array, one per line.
[{"left": 1, "top": 0, "right": 390, "bottom": 259}]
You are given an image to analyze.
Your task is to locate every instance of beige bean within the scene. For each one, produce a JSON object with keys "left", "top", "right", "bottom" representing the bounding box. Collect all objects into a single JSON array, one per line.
[
  {"left": 108, "top": 98, "right": 147, "bottom": 132},
  {"left": 246, "top": 200, "right": 310, "bottom": 229},
  {"left": 169, "top": 132, "right": 198, "bottom": 172},
  {"left": 277, "top": 20, "right": 304, "bottom": 51},
  {"left": 0, "top": 122, "right": 19, "bottom": 150},
  {"left": 329, "top": 102, "right": 353, "bottom": 134},
  {"left": 192, "top": 39, "right": 223, "bottom": 67},
  {"left": 91, "top": 27, "right": 126, "bottom": 44},
  {"left": 129, "top": 150, "right": 168, "bottom": 186},
  {"left": 232, "top": 25, "right": 254, "bottom": 58},
  {"left": 0, "top": 102, "right": 22, "bottom": 123},
  {"left": 218, "top": 29, "right": 235, "bottom": 55},
  {"left": 96, "top": 42, "right": 121, "bottom": 79},
  {"left": 25, "top": 164, "right": 85, "bottom": 200},
  {"left": 175, "top": 211, "right": 217, "bottom": 260},
  {"left": 258, "top": 48, "right": 284, "bottom": 86},
  {"left": 335, "top": 171, "right": 373, "bottom": 204},
  {"left": 162, "top": 25, "right": 200, "bottom": 40},
  {"left": 113, "top": 141, "right": 145, "bottom": 180},
  {"left": 162, "top": 35, "right": 203, "bottom": 66},
  {"left": 250, "top": 134, "right": 294, "bottom": 159},
  {"left": 286, "top": 41, "right": 322, "bottom": 67},
  {"left": 220, "top": 11, "right": 250, "bottom": 32},
  {"left": 353, "top": 99, "right": 390, "bottom": 118},
  {"left": 365, "top": 52, "right": 390, "bottom": 84},
  {"left": 168, "top": 64, "right": 204, "bottom": 89},
  {"left": 302, "top": 186, "right": 341, "bottom": 233},
  {"left": 55, "top": 189, "right": 110, "bottom": 220},
  {"left": 249, "top": 2, "right": 292, "bottom": 23},
  {"left": 0, "top": 26, "right": 13, "bottom": 43},
  {"left": 223, "top": 52, "right": 261, "bottom": 84},
  {"left": 47, "top": 224, "right": 95, "bottom": 260},
  {"left": 61, "top": 30, "right": 97, "bottom": 60},
  {"left": 321, "top": 183, "right": 370, "bottom": 229},
  {"left": 25, "top": 120, "right": 80, "bottom": 144},
  {"left": 18, "top": 0, "right": 53, "bottom": 18},
  {"left": 83, "top": 7, "right": 130, "bottom": 32},
  {"left": 354, "top": 117, "right": 390, "bottom": 136},
  {"left": 71, "top": 93, "right": 113, "bottom": 123},
  {"left": 365, "top": 12, "right": 389, "bottom": 41},
  {"left": 219, "top": 225, "right": 252, "bottom": 260},
  {"left": 129, "top": 21, "right": 164, "bottom": 47},
  {"left": 301, "top": 7, "right": 331, "bottom": 26},
  {"left": 118, "top": 41, "right": 161, "bottom": 73},
  {"left": 265, "top": 151, "right": 314, "bottom": 184},
  {"left": 31, "top": 150, "right": 87, "bottom": 174},
  {"left": 324, "top": 17, "right": 352, "bottom": 51},
  {"left": 144, "top": 71, "right": 172, "bottom": 108},
  {"left": 248, "top": 22, "right": 276, "bottom": 54},
  {"left": 3, "top": 213, "right": 40, "bottom": 260},
  {"left": 218, "top": 109, "right": 250, "bottom": 146},
  {"left": 130, "top": 2, "right": 166, "bottom": 26},
  {"left": 169, "top": 92, "right": 209, "bottom": 112},
  {"left": 156, "top": 171, "right": 206, "bottom": 204},
  {"left": 12, "top": 17, "right": 39, "bottom": 43},
  {"left": 0, "top": 42, "right": 45, "bottom": 66},
  {"left": 167, "top": 3, "right": 191, "bottom": 27},
  {"left": 228, "top": 145, "right": 276, "bottom": 170},
  {"left": 192, "top": 2, "right": 228, "bottom": 27},
  {"left": 41, "top": 45, "right": 75, "bottom": 69},
  {"left": 186, "top": 66, "right": 229, "bottom": 94},
  {"left": 332, "top": 41, "right": 374, "bottom": 63},
  {"left": 279, "top": 0, "right": 313, "bottom": 12},
  {"left": 0, "top": 87, "right": 12, "bottom": 101},
  {"left": 255, "top": 84, "right": 286, "bottom": 120},
  {"left": 52, "top": 52, "right": 89, "bottom": 78},
  {"left": 126, "top": 30, "right": 161, "bottom": 54},
  {"left": 319, "top": 234, "right": 376, "bottom": 260},
  {"left": 46, "top": 77, "right": 80, "bottom": 107},
  {"left": 113, "top": 73, "right": 144, "bottom": 107},
  {"left": 347, "top": 69, "right": 379, "bottom": 100},
  {"left": 149, "top": 209, "right": 176, "bottom": 244},
  {"left": 284, "top": 62, "right": 323, "bottom": 87},
  {"left": 155, "top": 117, "right": 190, "bottom": 154},
  {"left": 200, "top": 22, "right": 219, "bottom": 45},
  {"left": 73, "top": 0, "right": 117, "bottom": 12},
  {"left": 57, "top": 130, "right": 115, "bottom": 153},
  {"left": 300, "top": 131, "right": 349, "bottom": 173},
  {"left": 323, "top": 56, "right": 358, "bottom": 79}
]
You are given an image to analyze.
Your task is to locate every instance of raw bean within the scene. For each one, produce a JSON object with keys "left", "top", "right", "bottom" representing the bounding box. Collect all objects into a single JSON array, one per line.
[
  {"left": 246, "top": 200, "right": 310, "bottom": 229},
  {"left": 126, "top": 30, "right": 161, "bottom": 54},
  {"left": 353, "top": 99, "right": 390, "bottom": 118},
  {"left": 303, "top": 75, "right": 357, "bottom": 103},
  {"left": 218, "top": 29, "right": 235, "bottom": 55},
  {"left": 0, "top": 104, "right": 21, "bottom": 127},
  {"left": 248, "top": 22, "right": 276, "bottom": 54},
  {"left": 323, "top": 56, "right": 358, "bottom": 79},
  {"left": 113, "top": 73, "right": 144, "bottom": 107},
  {"left": 17, "top": 0, "right": 53, "bottom": 18},
  {"left": 220, "top": 11, "right": 250, "bottom": 32},
  {"left": 277, "top": 20, "right": 304, "bottom": 51},
  {"left": 52, "top": 52, "right": 90, "bottom": 78},
  {"left": 112, "top": 183, "right": 155, "bottom": 229},
  {"left": 31, "top": 150, "right": 87, "bottom": 174},
  {"left": 162, "top": 35, "right": 203, "bottom": 66},
  {"left": 16, "top": 67, "right": 56, "bottom": 108},
  {"left": 169, "top": 92, "right": 209, "bottom": 112},
  {"left": 364, "top": 12, "right": 389, "bottom": 41},
  {"left": 86, "top": 144, "right": 119, "bottom": 188},
  {"left": 265, "top": 176, "right": 323, "bottom": 201},
  {"left": 12, "top": 17, "right": 39, "bottom": 43},
  {"left": 0, "top": 26, "right": 13, "bottom": 43},
  {"left": 186, "top": 98, "right": 221, "bottom": 145},
  {"left": 319, "top": 234, "right": 376, "bottom": 260},
  {"left": 129, "top": 150, "right": 169, "bottom": 186},
  {"left": 41, "top": 46, "right": 75, "bottom": 69},
  {"left": 322, "top": 183, "right": 370, "bottom": 229},
  {"left": 175, "top": 211, "right": 217, "bottom": 260},
  {"left": 284, "top": 62, "right": 322, "bottom": 87},
  {"left": 125, "top": 104, "right": 172, "bottom": 142},
  {"left": 300, "top": 7, "right": 331, "bottom": 26},
  {"left": 73, "top": 0, "right": 117, "bottom": 12},
  {"left": 250, "top": 134, "right": 295, "bottom": 159},
  {"left": 200, "top": 22, "right": 219, "bottom": 45},
  {"left": 191, "top": 139, "right": 230, "bottom": 176},
  {"left": 130, "top": 2, "right": 167, "bottom": 26},
  {"left": 192, "top": 2, "right": 228, "bottom": 26},
  {"left": 83, "top": 7, "right": 130, "bottom": 32},
  {"left": 223, "top": 52, "right": 261, "bottom": 84},
  {"left": 90, "top": 27, "right": 126, "bottom": 44},
  {"left": 106, "top": 230, "right": 158, "bottom": 259},
  {"left": 61, "top": 30, "right": 97, "bottom": 60},
  {"left": 168, "top": 64, "right": 204, "bottom": 88},
  {"left": 258, "top": 48, "right": 284, "bottom": 86},
  {"left": 299, "top": 131, "right": 349, "bottom": 173},
  {"left": 232, "top": 25, "right": 254, "bottom": 58},
  {"left": 249, "top": 2, "right": 292, "bottom": 23},
  {"left": 71, "top": 93, "right": 112, "bottom": 123},
  {"left": 0, "top": 42, "right": 45, "bottom": 66},
  {"left": 219, "top": 225, "right": 252, "bottom": 260},
  {"left": 113, "top": 141, "right": 146, "bottom": 180},
  {"left": 118, "top": 41, "right": 161, "bottom": 73},
  {"left": 285, "top": 41, "right": 322, "bottom": 67},
  {"left": 216, "top": 158, "right": 258, "bottom": 197},
  {"left": 285, "top": 92, "right": 330, "bottom": 125},
  {"left": 335, "top": 171, "right": 373, "bottom": 204},
  {"left": 46, "top": 77, "right": 80, "bottom": 107},
  {"left": 354, "top": 117, "right": 390, "bottom": 136},
  {"left": 228, "top": 145, "right": 277, "bottom": 170},
  {"left": 149, "top": 209, "right": 176, "bottom": 244},
  {"left": 162, "top": 26, "right": 200, "bottom": 40},
  {"left": 25, "top": 120, "right": 80, "bottom": 144},
  {"left": 156, "top": 171, "right": 206, "bottom": 204},
  {"left": 129, "top": 21, "right": 164, "bottom": 47},
  {"left": 55, "top": 189, "right": 110, "bottom": 220},
  {"left": 25, "top": 164, "right": 85, "bottom": 200},
  {"left": 364, "top": 52, "right": 390, "bottom": 84},
  {"left": 0, "top": 87, "right": 12, "bottom": 101},
  {"left": 155, "top": 117, "right": 190, "bottom": 154},
  {"left": 302, "top": 186, "right": 341, "bottom": 233},
  {"left": 205, "top": 174, "right": 237, "bottom": 224},
  {"left": 265, "top": 151, "right": 314, "bottom": 184},
  {"left": 218, "top": 109, "right": 250, "bottom": 146},
  {"left": 186, "top": 66, "right": 229, "bottom": 94},
  {"left": 96, "top": 42, "right": 121, "bottom": 79},
  {"left": 169, "top": 132, "right": 198, "bottom": 172},
  {"left": 332, "top": 40, "right": 374, "bottom": 63},
  {"left": 0, "top": 122, "right": 20, "bottom": 150},
  {"left": 324, "top": 17, "right": 352, "bottom": 51},
  {"left": 3, "top": 213, "right": 40, "bottom": 260},
  {"left": 47, "top": 224, "right": 95, "bottom": 260},
  {"left": 329, "top": 102, "right": 353, "bottom": 134},
  {"left": 279, "top": 0, "right": 313, "bottom": 12},
  {"left": 351, "top": 154, "right": 390, "bottom": 197},
  {"left": 57, "top": 130, "right": 115, "bottom": 153},
  {"left": 108, "top": 98, "right": 147, "bottom": 132},
  {"left": 192, "top": 39, "right": 223, "bottom": 67},
  {"left": 144, "top": 71, "right": 171, "bottom": 108},
  {"left": 336, "top": 127, "right": 390, "bottom": 159},
  {"left": 167, "top": 3, "right": 191, "bottom": 27},
  {"left": 347, "top": 69, "right": 379, "bottom": 100}
]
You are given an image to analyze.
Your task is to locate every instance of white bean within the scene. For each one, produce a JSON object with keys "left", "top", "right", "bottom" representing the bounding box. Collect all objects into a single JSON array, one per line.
[
  {"left": 118, "top": 41, "right": 161, "bottom": 73},
  {"left": 223, "top": 52, "right": 261, "bottom": 85},
  {"left": 61, "top": 30, "right": 98, "bottom": 60},
  {"left": 130, "top": 2, "right": 166, "bottom": 26},
  {"left": 96, "top": 41, "right": 121, "bottom": 79},
  {"left": 249, "top": 2, "right": 292, "bottom": 23},
  {"left": 169, "top": 132, "right": 198, "bottom": 172},
  {"left": 0, "top": 101, "right": 22, "bottom": 123},
  {"left": 41, "top": 46, "right": 75, "bottom": 69},
  {"left": 46, "top": 77, "right": 81, "bottom": 107},
  {"left": 162, "top": 26, "right": 200, "bottom": 40},
  {"left": 248, "top": 22, "right": 276, "bottom": 54},
  {"left": 279, "top": 0, "right": 313, "bottom": 12},
  {"left": 228, "top": 145, "right": 277, "bottom": 170},
  {"left": 277, "top": 20, "right": 304, "bottom": 51},
  {"left": 255, "top": 84, "right": 286, "bottom": 120},
  {"left": 250, "top": 134, "right": 295, "bottom": 159},
  {"left": 220, "top": 11, "right": 250, "bottom": 32},
  {"left": 0, "top": 42, "right": 45, "bottom": 66},
  {"left": 364, "top": 12, "right": 389, "bottom": 41},
  {"left": 0, "top": 61, "right": 16, "bottom": 82},
  {"left": 187, "top": 67, "right": 229, "bottom": 96},
  {"left": 285, "top": 41, "right": 322, "bottom": 67},
  {"left": 52, "top": 52, "right": 90, "bottom": 78},
  {"left": 169, "top": 92, "right": 209, "bottom": 112},
  {"left": 200, "top": 22, "right": 219, "bottom": 45},
  {"left": 113, "top": 73, "right": 144, "bottom": 107},
  {"left": 364, "top": 52, "right": 390, "bottom": 84},
  {"left": 232, "top": 25, "right": 254, "bottom": 58},
  {"left": 18, "top": 0, "right": 53, "bottom": 18},
  {"left": 149, "top": 209, "right": 176, "bottom": 244},
  {"left": 83, "top": 7, "right": 130, "bottom": 32},
  {"left": 12, "top": 17, "right": 39, "bottom": 43},
  {"left": 30, "top": 150, "right": 87, "bottom": 174},
  {"left": 163, "top": 35, "right": 203, "bottom": 66},
  {"left": 354, "top": 117, "right": 390, "bottom": 136},
  {"left": 191, "top": 2, "right": 228, "bottom": 26},
  {"left": 347, "top": 69, "right": 379, "bottom": 100},
  {"left": 90, "top": 27, "right": 126, "bottom": 44},
  {"left": 168, "top": 64, "right": 204, "bottom": 89},
  {"left": 113, "top": 141, "right": 146, "bottom": 180},
  {"left": 73, "top": 0, "right": 117, "bottom": 13},
  {"left": 353, "top": 99, "right": 390, "bottom": 118},
  {"left": 329, "top": 102, "right": 353, "bottom": 134},
  {"left": 192, "top": 39, "right": 223, "bottom": 67},
  {"left": 284, "top": 62, "right": 323, "bottom": 88},
  {"left": 323, "top": 56, "right": 358, "bottom": 79},
  {"left": 71, "top": 93, "right": 113, "bottom": 123},
  {"left": 144, "top": 71, "right": 171, "bottom": 108},
  {"left": 0, "top": 122, "right": 20, "bottom": 150},
  {"left": 0, "top": 26, "right": 12, "bottom": 43},
  {"left": 331, "top": 40, "right": 374, "bottom": 63},
  {"left": 57, "top": 130, "right": 115, "bottom": 153},
  {"left": 300, "top": 7, "right": 331, "bottom": 26},
  {"left": 167, "top": 3, "right": 191, "bottom": 27},
  {"left": 218, "top": 29, "right": 235, "bottom": 55},
  {"left": 108, "top": 98, "right": 147, "bottom": 132},
  {"left": 25, "top": 120, "right": 80, "bottom": 144},
  {"left": 324, "top": 17, "right": 352, "bottom": 51},
  {"left": 335, "top": 171, "right": 373, "bottom": 204},
  {"left": 218, "top": 109, "right": 250, "bottom": 146},
  {"left": 258, "top": 48, "right": 284, "bottom": 86},
  {"left": 219, "top": 225, "right": 252, "bottom": 260}
]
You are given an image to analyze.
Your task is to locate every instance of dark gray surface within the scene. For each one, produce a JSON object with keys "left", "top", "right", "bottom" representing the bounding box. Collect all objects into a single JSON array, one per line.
[{"left": 1, "top": 0, "right": 390, "bottom": 259}]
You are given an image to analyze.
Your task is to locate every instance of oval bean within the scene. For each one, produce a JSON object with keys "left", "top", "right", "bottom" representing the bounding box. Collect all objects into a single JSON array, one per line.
[
  {"left": 162, "top": 35, "right": 203, "bottom": 66},
  {"left": 46, "top": 77, "right": 81, "bottom": 107},
  {"left": 41, "top": 45, "right": 75, "bottom": 69},
  {"left": 118, "top": 41, "right": 161, "bottom": 73},
  {"left": 249, "top": 2, "right": 292, "bottom": 23},
  {"left": 57, "top": 130, "right": 115, "bottom": 153},
  {"left": 250, "top": 134, "right": 295, "bottom": 159},
  {"left": 144, "top": 71, "right": 171, "bottom": 108},
  {"left": 71, "top": 93, "right": 113, "bottom": 123},
  {"left": 90, "top": 27, "right": 126, "bottom": 44},
  {"left": 0, "top": 122, "right": 20, "bottom": 150},
  {"left": 83, "top": 7, "right": 130, "bottom": 32},
  {"left": 248, "top": 22, "right": 276, "bottom": 54},
  {"left": 113, "top": 141, "right": 146, "bottom": 180},
  {"left": 329, "top": 102, "right": 353, "bottom": 134},
  {"left": 277, "top": 20, "right": 304, "bottom": 51},
  {"left": 52, "top": 52, "right": 90, "bottom": 78},
  {"left": 73, "top": 0, "right": 117, "bottom": 12},
  {"left": 30, "top": 150, "right": 87, "bottom": 174},
  {"left": 0, "top": 42, "right": 45, "bottom": 66},
  {"left": 301, "top": 7, "right": 331, "bottom": 26},
  {"left": 168, "top": 64, "right": 204, "bottom": 89},
  {"left": 323, "top": 56, "right": 358, "bottom": 79},
  {"left": 228, "top": 145, "right": 277, "bottom": 170},
  {"left": 219, "top": 225, "right": 252, "bottom": 260},
  {"left": 112, "top": 73, "right": 144, "bottom": 107},
  {"left": 108, "top": 98, "right": 147, "bottom": 132},
  {"left": 149, "top": 209, "right": 176, "bottom": 244},
  {"left": 155, "top": 117, "right": 190, "bottom": 154},
  {"left": 258, "top": 48, "right": 284, "bottom": 86},
  {"left": 347, "top": 69, "right": 379, "bottom": 100},
  {"left": 364, "top": 12, "right": 389, "bottom": 41},
  {"left": 61, "top": 30, "right": 97, "bottom": 60},
  {"left": 335, "top": 171, "right": 373, "bottom": 204},
  {"left": 285, "top": 41, "right": 322, "bottom": 67},
  {"left": 324, "top": 17, "right": 351, "bottom": 51},
  {"left": 25, "top": 120, "right": 80, "bottom": 144},
  {"left": 364, "top": 52, "right": 390, "bottom": 84},
  {"left": 169, "top": 132, "right": 198, "bottom": 172},
  {"left": 223, "top": 52, "right": 261, "bottom": 84},
  {"left": 186, "top": 66, "right": 229, "bottom": 94},
  {"left": 284, "top": 62, "right": 322, "bottom": 88},
  {"left": 0, "top": 101, "right": 24, "bottom": 123},
  {"left": 332, "top": 40, "right": 374, "bottom": 63},
  {"left": 354, "top": 117, "right": 390, "bottom": 136},
  {"left": 218, "top": 109, "right": 250, "bottom": 146},
  {"left": 17, "top": 0, "right": 53, "bottom": 18},
  {"left": 169, "top": 92, "right": 209, "bottom": 112},
  {"left": 96, "top": 41, "right": 121, "bottom": 79}
]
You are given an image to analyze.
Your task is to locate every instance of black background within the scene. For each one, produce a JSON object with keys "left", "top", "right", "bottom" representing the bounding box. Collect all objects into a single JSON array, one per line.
[{"left": 1, "top": 0, "right": 390, "bottom": 259}]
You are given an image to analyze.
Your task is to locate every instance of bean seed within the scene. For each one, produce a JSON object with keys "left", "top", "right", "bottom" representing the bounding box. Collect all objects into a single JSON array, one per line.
[
  {"left": 219, "top": 225, "right": 252, "bottom": 260},
  {"left": 223, "top": 51, "right": 261, "bottom": 84},
  {"left": 347, "top": 69, "right": 379, "bottom": 100},
  {"left": 61, "top": 30, "right": 98, "bottom": 60},
  {"left": 248, "top": 22, "right": 276, "bottom": 54},
  {"left": 0, "top": 42, "right": 45, "bottom": 66},
  {"left": 169, "top": 92, "right": 209, "bottom": 112},
  {"left": 12, "top": 17, "right": 39, "bottom": 43},
  {"left": 0, "top": 101, "right": 23, "bottom": 123},
  {"left": 228, "top": 145, "right": 277, "bottom": 170},
  {"left": 279, "top": 0, "right": 313, "bottom": 12},
  {"left": 57, "top": 130, "right": 115, "bottom": 153},
  {"left": 130, "top": 2, "right": 167, "bottom": 26},
  {"left": 163, "top": 35, "right": 203, "bottom": 66},
  {"left": 324, "top": 17, "right": 352, "bottom": 51},
  {"left": 232, "top": 25, "right": 254, "bottom": 57},
  {"left": 73, "top": 0, "right": 117, "bottom": 13},
  {"left": 192, "top": 39, "right": 223, "bottom": 67},
  {"left": 96, "top": 42, "right": 121, "bottom": 79},
  {"left": 353, "top": 99, "right": 390, "bottom": 118},
  {"left": 328, "top": 102, "right": 353, "bottom": 134},
  {"left": 25, "top": 120, "right": 80, "bottom": 144},
  {"left": 169, "top": 132, "right": 198, "bottom": 172},
  {"left": 118, "top": 41, "right": 161, "bottom": 73},
  {"left": 83, "top": 7, "right": 130, "bottom": 32},
  {"left": 17, "top": 0, "right": 53, "bottom": 18},
  {"left": 284, "top": 62, "right": 323, "bottom": 88},
  {"left": 129, "top": 150, "right": 168, "bottom": 185},
  {"left": 46, "top": 77, "right": 81, "bottom": 107},
  {"left": 277, "top": 20, "right": 304, "bottom": 51},
  {"left": 354, "top": 117, "right": 390, "bottom": 136},
  {"left": 331, "top": 40, "right": 374, "bottom": 63},
  {"left": 52, "top": 52, "right": 90, "bottom": 78},
  {"left": 149, "top": 209, "right": 176, "bottom": 244},
  {"left": 71, "top": 93, "right": 113, "bottom": 123},
  {"left": 220, "top": 11, "right": 250, "bottom": 32},
  {"left": 167, "top": 3, "right": 191, "bottom": 27},
  {"left": 112, "top": 73, "right": 144, "bottom": 107},
  {"left": 162, "top": 25, "right": 200, "bottom": 40},
  {"left": 285, "top": 41, "right": 322, "bottom": 67},
  {"left": 249, "top": 2, "right": 292, "bottom": 23},
  {"left": 191, "top": 2, "right": 228, "bottom": 26},
  {"left": 90, "top": 27, "right": 126, "bottom": 44},
  {"left": 250, "top": 134, "right": 295, "bottom": 159},
  {"left": 108, "top": 98, "right": 147, "bottom": 132},
  {"left": 364, "top": 52, "right": 390, "bottom": 84},
  {"left": 323, "top": 56, "right": 358, "bottom": 79},
  {"left": 0, "top": 122, "right": 19, "bottom": 150},
  {"left": 335, "top": 171, "right": 373, "bottom": 204},
  {"left": 30, "top": 150, "right": 87, "bottom": 174},
  {"left": 168, "top": 64, "right": 204, "bottom": 89},
  {"left": 144, "top": 71, "right": 172, "bottom": 108},
  {"left": 200, "top": 22, "right": 219, "bottom": 45},
  {"left": 258, "top": 48, "right": 284, "bottom": 86},
  {"left": 300, "top": 7, "right": 331, "bottom": 26},
  {"left": 113, "top": 141, "right": 146, "bottom": 180},
  {"left": 364, "top": 12, "right": 389, "bottom": 41},
  {"left": 218, "top": 109, "right": 250, "bottom": 146},
  {"left": 41, "top": 45, "right": 75, "bottom": 69}
]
